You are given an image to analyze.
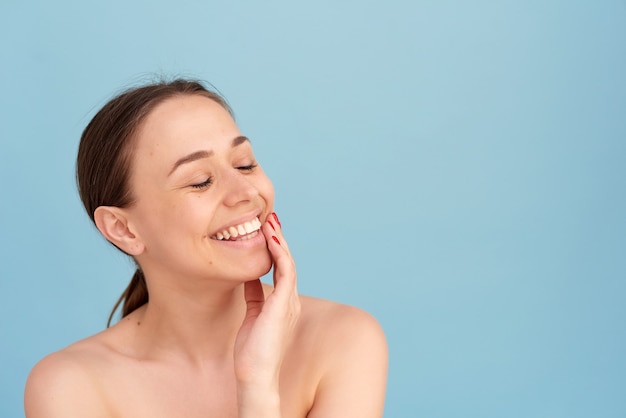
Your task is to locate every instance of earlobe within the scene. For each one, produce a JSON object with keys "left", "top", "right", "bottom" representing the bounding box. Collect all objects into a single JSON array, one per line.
[{"left": 94, "top": 206, "right": 145, "bottom": 256}]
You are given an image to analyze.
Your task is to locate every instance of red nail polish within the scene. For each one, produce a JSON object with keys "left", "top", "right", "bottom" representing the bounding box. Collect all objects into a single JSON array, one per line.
[
  {"left": 272, "top": 212, "right": 281, "bottom": 227},
  {"left": 272, "top": 236, "right": 280, "bottom": 245},
  {"left": 268, "top": 220, "right": 275, "bottom": 230}
]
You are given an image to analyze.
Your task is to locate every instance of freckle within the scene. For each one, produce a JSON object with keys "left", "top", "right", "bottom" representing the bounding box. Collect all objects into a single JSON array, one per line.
[{"left": 137, "top": 321, "right": 141, "bottom": 326}]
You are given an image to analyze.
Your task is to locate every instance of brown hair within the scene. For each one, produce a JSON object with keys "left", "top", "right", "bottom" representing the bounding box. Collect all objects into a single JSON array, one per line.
[{"left": 76, "top": 78, "right": 232, "bottom": 326}]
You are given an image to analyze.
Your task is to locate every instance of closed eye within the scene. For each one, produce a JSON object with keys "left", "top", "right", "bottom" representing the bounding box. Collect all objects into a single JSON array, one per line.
[
  {"left": 237, "top": 163, "right": 258, "bottom": 172},
  {"left": 191, "top": 177, "right": 213, "bottom": 190}
]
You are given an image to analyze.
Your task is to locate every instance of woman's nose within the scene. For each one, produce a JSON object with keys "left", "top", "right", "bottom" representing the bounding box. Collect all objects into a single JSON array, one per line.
[{"left": 222, "top": 169, "right": 259, "bottom": 207}]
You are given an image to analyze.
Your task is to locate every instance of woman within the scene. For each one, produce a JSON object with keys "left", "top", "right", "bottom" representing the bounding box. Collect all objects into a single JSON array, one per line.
[{"left": 24, "top": 79, "right": 387, "bottom": 417}]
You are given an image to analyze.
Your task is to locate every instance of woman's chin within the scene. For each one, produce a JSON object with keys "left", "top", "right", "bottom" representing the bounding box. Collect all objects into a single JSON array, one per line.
[
  {"left": 252, "top": 256, "right": 273, "bottom": 279},
  {"left": 232, "top": 253, "right": 273, "bottom": 282}
]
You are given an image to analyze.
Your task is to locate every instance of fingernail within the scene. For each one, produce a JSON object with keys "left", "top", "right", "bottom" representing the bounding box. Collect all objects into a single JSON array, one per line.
[
  {"left": 272, "top": 236, "right": 280, "bottom": 245},
  {"left": 268, "top": 220, "right": 275, "bottom": 230},
  {"left": 272, "top": 212, "right": 281, "bottom": 227}
]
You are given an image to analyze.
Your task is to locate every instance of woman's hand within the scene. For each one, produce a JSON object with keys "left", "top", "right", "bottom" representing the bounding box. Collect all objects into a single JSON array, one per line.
[{"left": 234, "top": 212, "right": 300, "bottom": 417}]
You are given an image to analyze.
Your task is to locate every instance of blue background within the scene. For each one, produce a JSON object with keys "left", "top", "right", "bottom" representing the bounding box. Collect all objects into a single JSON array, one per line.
[{"left": 1, "top": 1, "right": 625, "bottom": 417}]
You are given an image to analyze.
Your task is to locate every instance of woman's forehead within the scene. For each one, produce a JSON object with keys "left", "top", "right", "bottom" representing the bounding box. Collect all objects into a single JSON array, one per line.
[{"left": 135, "top": 95, "right": 240, "bottom": 156}]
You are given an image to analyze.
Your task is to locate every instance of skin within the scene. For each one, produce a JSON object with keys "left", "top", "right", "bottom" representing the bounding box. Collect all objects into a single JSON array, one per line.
[{"left": 24, "top": 95, "right": 388, "bottom": 417}]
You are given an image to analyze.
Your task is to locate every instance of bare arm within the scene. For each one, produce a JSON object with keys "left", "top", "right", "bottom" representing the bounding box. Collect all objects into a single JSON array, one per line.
[{"left": 234, "top": 213, "right": 300, "bottom": 418}]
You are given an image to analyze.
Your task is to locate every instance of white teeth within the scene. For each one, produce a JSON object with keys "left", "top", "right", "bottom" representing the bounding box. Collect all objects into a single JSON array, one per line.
[
  {"left": 212, "top": 217, "right": 262, "bottom": 241},
  {"left": 235, "top": 230, "right": 258, "bottom": 241}
]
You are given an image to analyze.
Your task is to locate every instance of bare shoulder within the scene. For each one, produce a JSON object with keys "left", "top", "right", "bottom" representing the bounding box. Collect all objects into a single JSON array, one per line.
[
  {"left": 298, "top": 294, "right": 387, "bottom": 351},
  {"left": 295, "top": 295, "right": 388, "bottom": 418},
  {"left": 261, "top": 282, "right": 386, "bottom": 347},
  {"left": 24, "top": 333, "right": 114, "bottom": 417}
]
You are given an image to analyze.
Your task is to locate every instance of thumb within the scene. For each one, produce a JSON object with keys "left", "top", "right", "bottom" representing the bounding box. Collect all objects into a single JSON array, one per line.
[{"left": 242, "top": 279, "right": 265, "bottom": 322}]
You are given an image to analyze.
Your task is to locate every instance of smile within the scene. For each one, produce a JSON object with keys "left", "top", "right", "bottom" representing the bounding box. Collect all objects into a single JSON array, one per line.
[{"left": 210, "top": 217, "right": 262, "bottom": 241}]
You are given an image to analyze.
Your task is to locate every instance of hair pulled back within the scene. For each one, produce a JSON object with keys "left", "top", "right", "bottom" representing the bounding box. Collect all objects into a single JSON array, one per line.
[{"left": 76, "top": 78, "right": 231, "bottom": 326}]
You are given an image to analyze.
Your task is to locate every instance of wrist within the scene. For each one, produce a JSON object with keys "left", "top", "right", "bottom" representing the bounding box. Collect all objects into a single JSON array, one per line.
[{"left": 237, "top": 385, "right": 281, "bottom": 418}]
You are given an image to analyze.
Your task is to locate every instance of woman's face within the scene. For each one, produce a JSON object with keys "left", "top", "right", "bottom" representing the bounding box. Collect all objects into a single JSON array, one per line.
[{"left": 125, "top": 94, "right": 275, "bottom": 285}]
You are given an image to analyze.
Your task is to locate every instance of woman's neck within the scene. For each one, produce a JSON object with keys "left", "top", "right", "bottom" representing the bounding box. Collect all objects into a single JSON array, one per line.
[{"left": 127, "top": 279, "right": 249, "bottom": 365}]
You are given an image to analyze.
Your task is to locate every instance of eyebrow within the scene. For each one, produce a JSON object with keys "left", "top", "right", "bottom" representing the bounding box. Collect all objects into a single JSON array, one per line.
[{"left": 168, "top": 135, "right": 250, "bottom": 176}]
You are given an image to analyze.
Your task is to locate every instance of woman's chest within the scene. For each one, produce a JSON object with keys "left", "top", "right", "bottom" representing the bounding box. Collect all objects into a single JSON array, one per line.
[{"left": 97, "top": 356, "right": 316, "bottom": 418}]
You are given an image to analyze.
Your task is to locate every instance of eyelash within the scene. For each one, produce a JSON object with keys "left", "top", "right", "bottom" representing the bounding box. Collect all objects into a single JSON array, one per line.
[
  {"left": 189, "top": 164, "right": 256, "bottom": 190},
  {"left": 191, "top": 176, "right": 214, "bottom": 190},
  {"left": 237, "top": 163, "right": 258, "bottom": 172}
]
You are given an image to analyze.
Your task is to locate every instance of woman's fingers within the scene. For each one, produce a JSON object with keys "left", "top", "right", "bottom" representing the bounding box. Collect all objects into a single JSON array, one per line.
[
  {"left": 267, "top": 213, "right": 292, "bottom": 251},
  {"left": 264, "top": 212, "right": 294, "bottom": 274},
  {"left": 263, "top": 219, "right": 298, "bottom": 320}
]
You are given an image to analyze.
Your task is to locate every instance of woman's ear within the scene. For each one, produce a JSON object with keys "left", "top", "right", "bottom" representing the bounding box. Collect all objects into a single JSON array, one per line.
[{"left": 94, "top": 206, "right": 145, "bottom": 256}]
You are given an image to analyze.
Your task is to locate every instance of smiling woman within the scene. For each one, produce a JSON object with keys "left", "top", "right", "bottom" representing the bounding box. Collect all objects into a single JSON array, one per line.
[{"left": 23, "top": 79, "right": 388, "bottom": 418}]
